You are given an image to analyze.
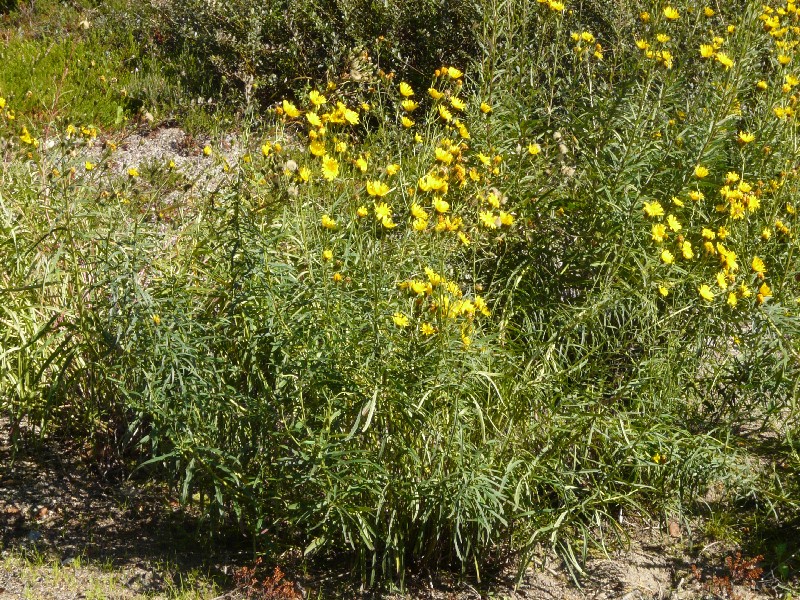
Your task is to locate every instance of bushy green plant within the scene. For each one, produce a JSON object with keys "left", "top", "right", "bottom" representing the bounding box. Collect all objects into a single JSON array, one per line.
[
  {"left": 156, "top": 0, "right": 480, "bottom": 106},
  {"left": 2, "top": 0, "right": 800, "bottom": 591}
]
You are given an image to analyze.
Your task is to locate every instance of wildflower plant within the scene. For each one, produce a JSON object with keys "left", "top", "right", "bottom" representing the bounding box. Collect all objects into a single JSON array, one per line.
[{"left": 2, "top": 0, "right": 800, "bottom": 590}]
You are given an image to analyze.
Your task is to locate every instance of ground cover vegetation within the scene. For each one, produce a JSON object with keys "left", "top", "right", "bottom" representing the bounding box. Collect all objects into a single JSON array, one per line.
[{"left": 1, "top": 0, "right": 800, "bottom": 593}]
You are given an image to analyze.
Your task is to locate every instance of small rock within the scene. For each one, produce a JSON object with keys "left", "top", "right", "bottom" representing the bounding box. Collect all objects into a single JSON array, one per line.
[{"left": 668, "top": 520, "right": 681, "bottom": 538}]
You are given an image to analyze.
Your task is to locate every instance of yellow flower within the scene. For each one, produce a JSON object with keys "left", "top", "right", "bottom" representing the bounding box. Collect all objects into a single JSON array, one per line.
[
  {"left": 757, "top": 80, "right": 768, "bottom": 90},
  {"left": 661, "top": 249, "right": 675, "bottom": 264},
  {"left": 702, "top": 228, "right": 716, "bottom": 240},
  {"left": 433, "top": 197, "right": 450, "bottom": 214},
  {"left": 418, "top": 174, "right": 448, "bottom": 194},
  {"left": 643, "top": 201, "right": 665, "bottom": 217},
  {"left": 666, "top": 214, "right": 682, "bottom": 232},
  {"left": 681, "top": 241, "right": 694, "bottom": 259},
  {"left": 127, "top": 167, "right": 139, "bottom": 177},
  {"left": 499, "top": 211, "right": 515, "bottom": 226},
  {"left": 306, "top": 111, "right": 322, "bottom": 127},
  {"left": 438, "top": 105, "right": 453, "bottom": 121},
  {"left": 85, "top": 161, "right": 96, "bottom": 171},
  {"left": 480, "top": 211, "right": 499, "bottom": 229},
  {"left": 412, "top": 218, "right": 428, "bottom": 231},
  {"left": 321, "top": 214, "right": 337, "bottom": 230},
  {"left": 393, "top": 312, "right": 410, "bottom": 327},
  {"left": 659, "top": 286, "right": 669, "bottom": 297},
  {"left": 411, "top": 203, "right": 428, "bottom": 219},
  {"left": 447, "top": 66, "right": 463, "bottom": 79},
  {"left": 357, "top": 206, "right": 369, "bottom": 218},
  {"left": 309, "top": 140, "right": 326, "bottom": 157},
  {"left": 282, "top": 100, "right": 301, "bottom": 118},
  {"left": 355, "top": 156, "right": 368, "bottom": 172},
  {"left": 343, "top": 107, "right": 359, "bottom": 125},
  {"left": 761, "top": 227, "right": 772, "bottom": 240},
  {"left": 528, "top": 143, "right": 542, "bottom": 156},
  {"left": 480, "top": 102, "right": 492, "bottom": 114},
  {"left": 699, "top": 44, "right": 715, "bottom": 58},
  {"left": 19, "top": 127, "right": 38, "bottom": 146},
  {"left": 715, "top": 52, "right": 734, "bottom": 69},
  {"left": 366, "top": 180, "right": 390, "bottom": 197},
  {"left": 699, "top": 284, "right": 714, "bottom": 301},
  {"left": 640, "top": 11, "right": 650, "bottom": 22},
  {"left": 321, "top": 156, "right": 339, "bottom": 180},
  {"left": 401, "top": 116, "right": 415, "bottom": 128},
  {"left": 651, "top": 223, "right": 667, "bottom": 242},
  {"left": 694, "top": 165, "right": 709, "bottom": 178},
  {"left": 203, "top": 145, "right": 212, "bottom": 156},
  {"left": 636, "top": 39, "right": 650, "bottom": 51},
  {"left": 401, "top": 99, "right": 419, "bottom": 112},
  {"left": 308, "top": 90, "right": 327, "bottom": 106},
  {"left": 298, "top": 167, "right": 311, "bottom": 182},
  {"left": 386, "top": 163, "right": 401, "bottom": 176},
  {"left": 322, "top": 249, "right": 333, "bottom": 261},
  {"left": 420, "top": 322, "right": 436, "bottom": 336},
  {"left": 704, "top": 6, "right": 715, "bottom": 16},
  {"left": 737, "top": 131, "right": 755, "bottom": 143},
  {"left": 658, "top": 49, "right": 674, "bottom": 69},
  {"left": 458, "top": 231, "right": 471, "bottom": 246},
  {"left": 778, "top": 54, "right": 792, "bottom": 65},
  {"left": 689, "top": 190, "right": 704, "bottom": 201},
  {"left": 399, "top": 82, "right": 414, "bottom": 97},
  {"left": 450, "top": 97, "right": 466, "bottom": 111},
  {"left": 656, "top": 33, "right": 670, "bottom": 43},
  {"left": 752, "top": 256, "right": 766, "bottom": 274},
  {"left": 381, "top": 216, "right": 397, "bottom": 229},
  {"left": 435, "top": 147, "right": 453, "bottom": 164},
  {"left": 716, "top": 271, "right": 728, "bottom": 289},
  {"left": 663, "top": 6, "right": 679, "bottom": 20},
  {"left": 152, "top": 314, "right": 161, "bottom": 325},
  {"left": 428, "top": 88, "right": 444, "bottom": 100},
  {"left": 262, "top": 142, "right": 272, "bottom": 157},
  {"left": 759, "top": 281, "right": 772, "bottom": 298},
  {"left": 374, "top": 202, "right": 392, "bottom": 222},
  {"left": 332, "top": 272, "right": 343, "bottom": 282}
]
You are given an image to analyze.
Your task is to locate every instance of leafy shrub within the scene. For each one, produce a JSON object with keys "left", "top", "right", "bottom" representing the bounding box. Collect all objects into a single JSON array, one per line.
[
  {"left": 156, "top": 0, "right": 481, "bottom": 105},
  {"left": 2, "top": 0, "right": 800, "bottom": 590}
]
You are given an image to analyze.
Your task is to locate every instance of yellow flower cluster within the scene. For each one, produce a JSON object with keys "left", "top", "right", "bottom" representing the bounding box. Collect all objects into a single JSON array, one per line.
[
  {"left": 536, "top": 0, "right": 565, "bottom": 12},
  {"left": 645, "top": 159, "right": 796, "bottom": 306},
  {"left": 397, "top": 267, "right": 491, "bottom": 344},
  {"left": 759, "top": 1, "right": 800, "bottom": 122},
  {"left": 570, "top": 31, "right": 604, "bottom": 60}
]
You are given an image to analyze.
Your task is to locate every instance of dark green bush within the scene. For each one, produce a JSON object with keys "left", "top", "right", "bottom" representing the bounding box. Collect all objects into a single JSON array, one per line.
[{"left": 158, "top": 0, "right": 481, "bottom": 104}]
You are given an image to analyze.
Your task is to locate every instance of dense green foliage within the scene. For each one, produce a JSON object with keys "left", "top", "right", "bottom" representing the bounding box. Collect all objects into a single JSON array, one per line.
[
  {"left": 2, "top": 0, "right": 800, "bottom": 591},
  {"left": 158, "top": 0, "right": 480, "bottom": 104}
]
